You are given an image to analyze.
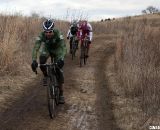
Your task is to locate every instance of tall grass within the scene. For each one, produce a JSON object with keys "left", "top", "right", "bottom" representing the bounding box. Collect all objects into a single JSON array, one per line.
[
  {"left": 93, "top": 14, "right": 160, "bottom": 127},
  {"left": 115, "top": 17, "right": 160, "bottom": 118},
  {"left": 0, "top": 15, "right": 41, "bottom": 75},
  {"left": 0, "top": 14, "right": 69, "bottom": 75}
]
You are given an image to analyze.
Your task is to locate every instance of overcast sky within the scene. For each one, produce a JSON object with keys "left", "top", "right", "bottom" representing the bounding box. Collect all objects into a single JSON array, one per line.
[{"left": 0, "top": 0, "right": 160, "bottom": 21}]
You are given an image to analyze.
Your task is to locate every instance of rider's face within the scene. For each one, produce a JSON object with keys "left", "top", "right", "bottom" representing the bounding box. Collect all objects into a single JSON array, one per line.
[{"left": 45, "top": 31, "right": 54, "bottom": 39}]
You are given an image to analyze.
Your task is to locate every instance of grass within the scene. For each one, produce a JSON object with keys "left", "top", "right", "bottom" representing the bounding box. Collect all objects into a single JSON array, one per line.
[
  {"left": 93, "top": 14, "right": 160, "bottom": 129},
  {"left": 114, "top": 15, "right": 160, "bottom": 129},
  {"left": 0, "top": 14, "right": 69, "bottom": 75}
]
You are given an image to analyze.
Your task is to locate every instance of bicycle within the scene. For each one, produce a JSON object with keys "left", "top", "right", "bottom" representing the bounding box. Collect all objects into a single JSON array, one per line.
[
  {"left": 36, "top": 62, "right": 60, "bottom": 119},
  {"left": 80, "top": 36, "right": 89, "bottom": 67},
  {"left": 71, "top": 35, "right": 78, "bottom": 60}
]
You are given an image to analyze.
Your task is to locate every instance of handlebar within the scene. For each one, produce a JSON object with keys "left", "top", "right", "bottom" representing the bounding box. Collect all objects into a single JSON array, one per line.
[
  {"left": 34, "top": 63, "right": 59, "bottom": 75},
  {"left": 38, "top": 63, "right": 57, "bottom": 67}
]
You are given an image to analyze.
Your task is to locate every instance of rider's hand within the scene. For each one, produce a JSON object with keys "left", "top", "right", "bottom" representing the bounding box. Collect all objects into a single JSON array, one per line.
[
  {"left": 31, "top": 60, "right": 38, "bottom": 72},
  {"left": 67, "top": 37, "right": 69, "bottom": 40},
  {"left": 57, "top": 59, "right": 64, "bottom": 69}
]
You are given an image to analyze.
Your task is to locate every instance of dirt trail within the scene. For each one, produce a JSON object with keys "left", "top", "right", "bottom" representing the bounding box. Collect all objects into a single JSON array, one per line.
[
  {"left": 0, "top": 35, "right": 119, "bottom": 130},
  {"left": 95, "top": 43, "right": 120, "bottom": 130}
]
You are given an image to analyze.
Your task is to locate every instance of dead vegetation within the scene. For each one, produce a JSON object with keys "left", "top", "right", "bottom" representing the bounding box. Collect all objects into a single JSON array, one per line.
[
  {"left": 114, "top": 16, "right": 160, "bottom": 129},
  {"left": 0, "top": 14, "right": 69, "bottom": 76},
  {"left": 92, "top": 14, "right": 160, "bottom": 129}
]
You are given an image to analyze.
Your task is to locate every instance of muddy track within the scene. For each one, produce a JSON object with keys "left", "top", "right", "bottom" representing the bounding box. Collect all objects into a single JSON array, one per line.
[
  {"left": 0, "top": 35, "right": 119, "bottom": 130},
  {"left": 95, "top": 44, "right": 120, "bottom": 130},
  {"left": 0, "top": 56, "right": 76, "bottom": 130}
]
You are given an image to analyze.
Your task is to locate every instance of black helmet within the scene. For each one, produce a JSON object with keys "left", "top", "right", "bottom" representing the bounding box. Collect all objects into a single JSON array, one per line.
[
  {"left": 71, "top": 20, "right": 78, "bottom": 26},
  {"left": 43, "top": 19, "right": 54, "bottom": 31}
]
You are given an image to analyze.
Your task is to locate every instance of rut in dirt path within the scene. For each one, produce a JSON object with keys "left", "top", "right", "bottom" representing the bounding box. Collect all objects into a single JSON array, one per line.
[
  {"left": 95, "top": 44, "right": 121, "bottom": 130},
  {"left": 0, "top": 56, "right": 77, "bottom": 130}
]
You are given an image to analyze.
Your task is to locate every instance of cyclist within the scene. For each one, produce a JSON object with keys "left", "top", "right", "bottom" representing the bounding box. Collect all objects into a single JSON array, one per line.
[
  {"left": 31, "top": 19, "right": 67, "bottom": 104},
  {"left": 67, "top": 20, "right": 79, "bottom": 54},
  {"left": 79, "top": 20, "right": 93, "bottom": 58}
]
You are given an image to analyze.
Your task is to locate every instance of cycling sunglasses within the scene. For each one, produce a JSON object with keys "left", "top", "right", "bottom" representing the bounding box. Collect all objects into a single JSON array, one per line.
[{"left": 44, "top": 30, "right": 53, "bottom": 34}]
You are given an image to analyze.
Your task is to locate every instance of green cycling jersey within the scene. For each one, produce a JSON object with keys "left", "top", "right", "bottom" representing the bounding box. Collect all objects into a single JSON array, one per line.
[{"left": 32, "top": 29, "right": 67, "bottom": 62}]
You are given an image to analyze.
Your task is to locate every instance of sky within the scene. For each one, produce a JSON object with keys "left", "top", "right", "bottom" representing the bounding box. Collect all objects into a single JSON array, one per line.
[{"left": 0, "top": 0, "right": 160, "bottom": 21}]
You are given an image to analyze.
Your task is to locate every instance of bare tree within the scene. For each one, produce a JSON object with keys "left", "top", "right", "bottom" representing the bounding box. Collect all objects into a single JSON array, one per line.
[
  {"left": 146, "top": 6, "right": 159, "bottom": 14},
  {"left": 142, "top": 10, "right": 147, "bottom": 14}
]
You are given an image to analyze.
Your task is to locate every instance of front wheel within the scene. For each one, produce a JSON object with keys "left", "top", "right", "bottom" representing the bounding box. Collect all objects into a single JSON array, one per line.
[
  {"left": 84, "top": 42, "right": 88, "bottom": 65},
  {"left": 72, "top": 45, "right": 77, "bottom": 60},
  {"left": 83, "top": 45, "right": 86, "bottom": 65},
  {"left": 47, "top": 84, "right": 56, "bottom": 119},
  {"left": 80, "top": 45, "right": 85, "bottom": 67},
  {"left": 55, "top": 86, "right": 60, "bottom": 105}
]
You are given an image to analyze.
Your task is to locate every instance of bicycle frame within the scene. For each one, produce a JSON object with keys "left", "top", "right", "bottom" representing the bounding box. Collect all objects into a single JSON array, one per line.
[
  {"left": 44, "top": 63, "right": 58, "bottom": 86},
  {"left": 71, "top": 35, "right": 78, "bottom": 60}
]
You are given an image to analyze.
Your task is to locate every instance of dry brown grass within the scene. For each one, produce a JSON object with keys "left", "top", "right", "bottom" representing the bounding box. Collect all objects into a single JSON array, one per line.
[
  {"left": 0, "top": 14, "right": 41, "bottom": 75},
  {"left": 93, "top": 14, "right": 160, "bottom": 129},
  {"left": 114, "top": 15, "right": 160, "bottom": 128},
  {"left": 0, "top": 14, "right": 69, "bottom": 76},
  {"left": 117, "top": 18, "right": 160, "bottom": 111}
]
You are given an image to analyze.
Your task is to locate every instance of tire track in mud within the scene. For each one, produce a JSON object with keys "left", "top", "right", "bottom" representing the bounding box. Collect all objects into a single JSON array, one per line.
[
  {"left": 0, "top": 78, "right": 43, "bottom": 125},
  {"left": 0, "top": 56, "right": 77, "bottom": 130},
  {"left": 0, "top": 78, "right": 54, "bottom": 130},
  {"left": 66, "top": 36, "right": 121, "bottom": 130},
  {"left": 95, "top": 43, "right": 121, "bottom": 130}
]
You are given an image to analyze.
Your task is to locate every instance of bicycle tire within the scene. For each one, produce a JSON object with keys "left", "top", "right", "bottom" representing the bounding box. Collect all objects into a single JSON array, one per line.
[
  {"left": 84, "top": 41, "right": 88, "bottom": 65},
  {"left": 84, "top": 42, "right": 86, "bottom": 65},
  {"left": 71, "top": 37, "right": 76, "bottom": 60},
  {"left": 80, "top": 56, "right": 82, "bottom": 67},
  {"left": 47, "top": 82, "right": 56, "bottom": 119},
  {"left": 80, "top": 44, "right": 85, "bottom": 67},
  {"left": 54, "top": 86, "right": 60, "bottom": 105}
]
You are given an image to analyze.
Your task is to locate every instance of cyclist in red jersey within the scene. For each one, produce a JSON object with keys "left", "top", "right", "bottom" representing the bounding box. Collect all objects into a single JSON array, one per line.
[{"left": 79, "top": 20, "right": 93, "bottom": 58}]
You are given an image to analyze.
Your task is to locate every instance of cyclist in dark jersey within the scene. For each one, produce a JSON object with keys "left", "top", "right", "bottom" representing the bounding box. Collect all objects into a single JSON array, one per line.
[{"left": 67, "top": 20, "right": 79, "bottom": 54}]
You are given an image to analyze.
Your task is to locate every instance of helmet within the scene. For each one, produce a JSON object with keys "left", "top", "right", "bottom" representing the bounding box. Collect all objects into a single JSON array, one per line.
[
  {"left": 81, "top": 20, "right": 87, "bottom": 24},
  {"left": 43, "top": 19, "right": 54, "bottom": 31},
  {"left": 80, "top": 20, "right": 87, "bottom": 28}
]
